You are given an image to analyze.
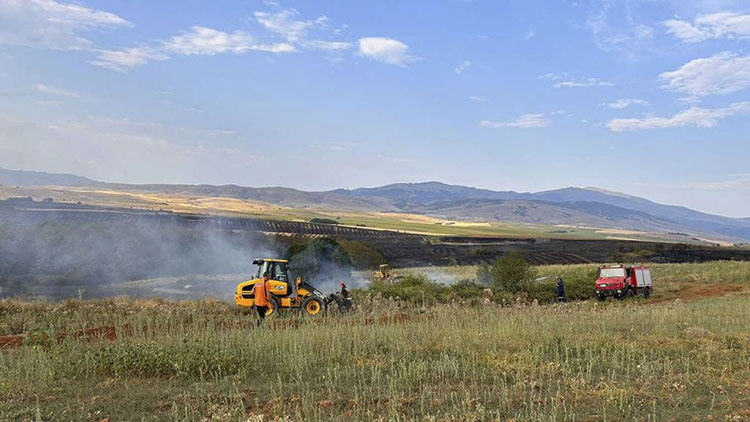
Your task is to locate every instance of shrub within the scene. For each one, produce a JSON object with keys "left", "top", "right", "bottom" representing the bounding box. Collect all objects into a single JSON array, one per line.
[
  {"left": 368, "top": 274, "right": 448, "bottom": 304},
  {"left": 487, "top": 251, "right": 537, "bottom": 293},
  {"left": 286, "top": 237, "right": 352, "bottom": 285},
  {"left": 337, "top": 239, "right": 386, "bottom": 270}
]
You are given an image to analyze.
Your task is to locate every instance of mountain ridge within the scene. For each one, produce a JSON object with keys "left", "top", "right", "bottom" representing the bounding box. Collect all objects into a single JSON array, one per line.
[{"left": 1, "top": 167, "right": 748, "bottom": 241}]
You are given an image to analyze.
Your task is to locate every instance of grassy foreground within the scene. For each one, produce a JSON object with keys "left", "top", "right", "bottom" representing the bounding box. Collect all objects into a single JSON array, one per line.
[{"left": 1, "top": 263, "right": 750, "bottom": 421}]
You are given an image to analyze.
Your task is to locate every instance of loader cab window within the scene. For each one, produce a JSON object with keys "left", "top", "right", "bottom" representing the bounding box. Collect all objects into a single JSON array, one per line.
[
  {"left": 271, "top": 263, "right": 288, "bottom": 282},
  {"left": 256, "top": 262, "right": 288, "bottom": 282},
  {"left": 256, "top": 261, "right": 271, "bottom": 279}
]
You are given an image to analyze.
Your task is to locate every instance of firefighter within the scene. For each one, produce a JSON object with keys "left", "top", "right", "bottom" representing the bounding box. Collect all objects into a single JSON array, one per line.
[
  {"left": 556, "top": 276, "right": 565, "bottom": 302},
  {"left": 339, "top": 282, "right": 349, "bottom": 299},
  {"left": 253, "top": 271, "right": 271, "bottom": 326}
]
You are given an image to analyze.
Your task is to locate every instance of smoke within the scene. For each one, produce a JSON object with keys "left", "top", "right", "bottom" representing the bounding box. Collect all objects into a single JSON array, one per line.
[
  {"left": 0, "top": 216, "right": 281, "bottom": 300},
  {"left": 287, "top": 237, "right": 356, "bottom": 294},
  {"left": 410, "top": 267, "right": 466, "bottom": 285}
]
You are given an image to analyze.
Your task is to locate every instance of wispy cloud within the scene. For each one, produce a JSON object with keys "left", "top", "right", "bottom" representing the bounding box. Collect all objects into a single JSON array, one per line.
[
  {"left": 481, "top": 113, "right": 550, "bottom": 129},
  {"left": 454, "top": 60, "right": 472, "bottom": 74},
  {"left": 541, "top": 73, "right": 613, "bottom": 88},
  {"left": 253, "top": 9, "right": 351, "bottom": 53},
  {"left": 606, "top": 101, "right": 750, "bottom": 132},
  {"left": 523, "top": 29, "right": 536, "bottom": 41},
  {"left": 302, "top": 40, "right": 352, "bottom": 51},
  {"left": 86, "top": 6, "right": 347, "bottom": 72},
  {"left": 254, "top": 9, "right": 325, "bottom": 43},
  {"left": 34, "top": 83, "right": 80, "bottom": 98},
  {"left": 605, "top": 98, "right": 649, "bottom": 109},
  {"left": 586, "top": 0, "right": 654, "bottom": 59},
  {"left": 660, "top": 52, "right": 750, "bottom": 101},
  {"left": 90, "top": 47, "right": 168, "bottom": 72},
  {"left": 555, "top": 79, "right": 613, "bottom": 88},
  {"left": 0, "top": 0, "right": 131, "bottom": 51},
  {"left": 468, "top": 96, "right": 488, "bottom": 102},
  {"left": 163, "top": 26, "right": 293, "bottom": 56},
  {"left": 358, "top": 37, "right": 416, "bottom": 66},
  {"left": 664, "top": 12, "right": 750, "bottom": 43}
]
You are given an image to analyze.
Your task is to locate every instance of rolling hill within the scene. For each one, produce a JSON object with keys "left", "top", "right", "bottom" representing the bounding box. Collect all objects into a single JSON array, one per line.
[{"left": 2, "top": 167, "right": 749, "bottom": 242}]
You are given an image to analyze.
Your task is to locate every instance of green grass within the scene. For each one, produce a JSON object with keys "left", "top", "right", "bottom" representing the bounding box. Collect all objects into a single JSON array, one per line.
[
  {"left": 401, "top": 260, "right": 750, "bottom": 303},
  {"left": 1, "top": 261, "right": 749, "bottom": 421}
]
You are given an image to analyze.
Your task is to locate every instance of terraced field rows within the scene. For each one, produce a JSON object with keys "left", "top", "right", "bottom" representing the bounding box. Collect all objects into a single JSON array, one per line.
[{"left": 3, "top": 204, "right": 750, "bottom": 267}]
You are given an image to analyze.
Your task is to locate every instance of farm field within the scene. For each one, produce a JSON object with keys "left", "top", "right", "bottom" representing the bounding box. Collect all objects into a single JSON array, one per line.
[
  {"left": 0, "top": 185, "right": 717, "bottom": 244},
  {"left": 1, "top": 261, "right": 749, "bottom": 421}
]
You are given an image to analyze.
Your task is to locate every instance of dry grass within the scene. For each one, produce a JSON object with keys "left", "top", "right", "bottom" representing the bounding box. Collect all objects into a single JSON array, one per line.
[{"left": 1, "top": 261, "right": 749, "bottom": 421}]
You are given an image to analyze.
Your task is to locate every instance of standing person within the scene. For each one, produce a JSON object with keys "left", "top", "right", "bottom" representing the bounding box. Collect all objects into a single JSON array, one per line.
[
  {"left": 556, "top": 276, "right": 565, "bottom": 302},
  {"left": 339, "top": 282, "right": 349, "bottom": 299},
  {"left": 253, "top": 271, "right": 271, "bottom": 326}
]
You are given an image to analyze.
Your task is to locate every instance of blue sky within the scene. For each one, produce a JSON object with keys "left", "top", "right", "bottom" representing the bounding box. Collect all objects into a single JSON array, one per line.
[{"left": 0, "top": 0, "right": 749, "bottom": 217}]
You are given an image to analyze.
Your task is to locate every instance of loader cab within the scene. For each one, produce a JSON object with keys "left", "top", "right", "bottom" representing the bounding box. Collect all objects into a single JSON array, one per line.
[{"left": 252, "top": 259, "right": 297, "bottom": 297}]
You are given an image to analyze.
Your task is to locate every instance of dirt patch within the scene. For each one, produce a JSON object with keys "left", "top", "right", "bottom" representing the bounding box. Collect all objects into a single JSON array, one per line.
[{"left": 652, "top": 283, "right": 745, "bottom": 304}]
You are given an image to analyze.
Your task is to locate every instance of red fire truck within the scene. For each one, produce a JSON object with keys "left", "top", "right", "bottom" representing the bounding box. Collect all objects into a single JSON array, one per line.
[{"left": 595, "top": 265, "right": 653, "bottom": 301}]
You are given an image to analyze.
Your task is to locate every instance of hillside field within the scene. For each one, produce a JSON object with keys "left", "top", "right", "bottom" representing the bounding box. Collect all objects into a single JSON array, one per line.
[
  {"left": 1, "top": 261, "right": 750, "bottom": 421},
  {"left": 0, "top": 185, "right": 727, "bottom": 244}
]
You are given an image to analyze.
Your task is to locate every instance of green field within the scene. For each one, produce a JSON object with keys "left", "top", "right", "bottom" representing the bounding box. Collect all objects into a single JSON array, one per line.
[{"left": 1, "top": 261, "right": 749, "bottom": 421}]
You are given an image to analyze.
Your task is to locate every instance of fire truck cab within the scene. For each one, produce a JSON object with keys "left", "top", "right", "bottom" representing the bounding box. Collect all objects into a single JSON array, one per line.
[{"left": 595, "top": 265, "right": 652, "bottom": 301}]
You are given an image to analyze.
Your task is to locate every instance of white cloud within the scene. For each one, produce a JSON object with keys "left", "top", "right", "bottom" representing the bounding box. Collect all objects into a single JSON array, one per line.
[
  {"left": 523, "top": 30, "right": 536, "bottom": 41},
  {"left": 586, "top": 1, "right": 654, "bottom": 59},
  {"left": 0, "top": 0, "right": 131, "bottom": 50},
  {"left": 664, "top": 12, "right": 750, "bottom": 43},
  {"left": 254, "top": 9, "right": 327, "bottom": 42},
  {"left": 454, "top": 60, "right": 472, "bottom": 74},
  {"left": 660, "top": 52, "right": 750, "bottom": 100},
  {"left": 606, "top": 101, "right": 750, "bottom": 132},
  {"left": 301, "top": 40, "right": 352, "bottom": 51},
  {"left": 358, "top": 37, "right": 415, "bottom": 66},
  {"left": 92, "top": 26, "right": 294, "bottom": 72},
  {"left": 34, "top": 83, "right": 80, "bottom": 98},
  {"left": 540, "top": 73, "right": 612, "bottom": 88},
  {"left": 605, "top": 98, "right": 649, "bottom": 109},
  {"left": 555, "top": 78, "right": 613, "bottom": 88},
  {"left": 90, "top": 47, "right": 168, "bottom": 72},
  {"left": 469, "top": 96, "right": 488, "bottom": 102},
  {"left": 540, "top": 72, "right": 567, "bottom": 81},
  {"left": 163, "top": 26, "right": 294, "bottom": 56},
  {"left": 481, "top": 113, "right": 550, "bottom": 129}
]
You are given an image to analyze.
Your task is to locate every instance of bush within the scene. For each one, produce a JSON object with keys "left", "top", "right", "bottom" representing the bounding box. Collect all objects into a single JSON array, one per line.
[
  {"left": 286, "top": 237, "right": 352, "bottom": 285},
  {"left": 368, "top": 274, "right": 448, "bottom": 304},
  {"left": 337, "top": 239, "right": 385, "bottom": 270},
  {"left": 486, "top": 251, "right": 537, "bottom": 293}
]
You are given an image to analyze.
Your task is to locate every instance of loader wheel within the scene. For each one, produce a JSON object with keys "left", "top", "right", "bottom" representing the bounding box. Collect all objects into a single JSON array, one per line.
[
  {"left": 265, "top": 296, "right": 280, "bottom": 316},
  {"left": 302, "top": 296, "right": 325, "bottom": 316}
]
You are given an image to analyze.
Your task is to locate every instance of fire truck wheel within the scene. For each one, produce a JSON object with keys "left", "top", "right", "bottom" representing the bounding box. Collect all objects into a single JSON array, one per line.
[
  {"left": 627, "top": 288, "right": 636, "bottom": 298},
  {"left": 597, "top": 295, "right": 606, "bottom": 302},
  {"left": 644, "top": 288, "right": 651, "bottom": 299}
]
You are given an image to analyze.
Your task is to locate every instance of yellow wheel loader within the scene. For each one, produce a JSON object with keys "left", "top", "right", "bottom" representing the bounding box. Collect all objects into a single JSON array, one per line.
[
  {"left": 234, "top": 259, "right": 327, "bottom": 316},
  {"left": 373, "top": 263, "right": 404, "bottom": 283}
]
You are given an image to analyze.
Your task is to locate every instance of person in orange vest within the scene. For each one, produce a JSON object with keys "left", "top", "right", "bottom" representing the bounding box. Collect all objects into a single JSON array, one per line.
[{"left": 253, "top": 271, "right": 271, "bottom": 326}]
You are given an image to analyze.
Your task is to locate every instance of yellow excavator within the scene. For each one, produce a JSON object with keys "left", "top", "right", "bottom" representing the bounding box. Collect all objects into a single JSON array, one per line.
[{"left": 234, "top": 259, "right": 327, "bottom": 316}]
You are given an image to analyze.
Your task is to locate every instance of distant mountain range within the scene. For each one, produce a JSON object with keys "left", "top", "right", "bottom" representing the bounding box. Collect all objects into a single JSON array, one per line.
[{"left": 2, "top": 167, "right": 749, "bottom": 242}]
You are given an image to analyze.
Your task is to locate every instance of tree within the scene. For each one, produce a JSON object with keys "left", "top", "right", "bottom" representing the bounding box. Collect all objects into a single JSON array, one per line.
[
  {"left": 488, "top": 251, "right": 536, "bottom": 292},
  {"left": 286, "top": 238, "right": 352, "bottom": 284}
]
